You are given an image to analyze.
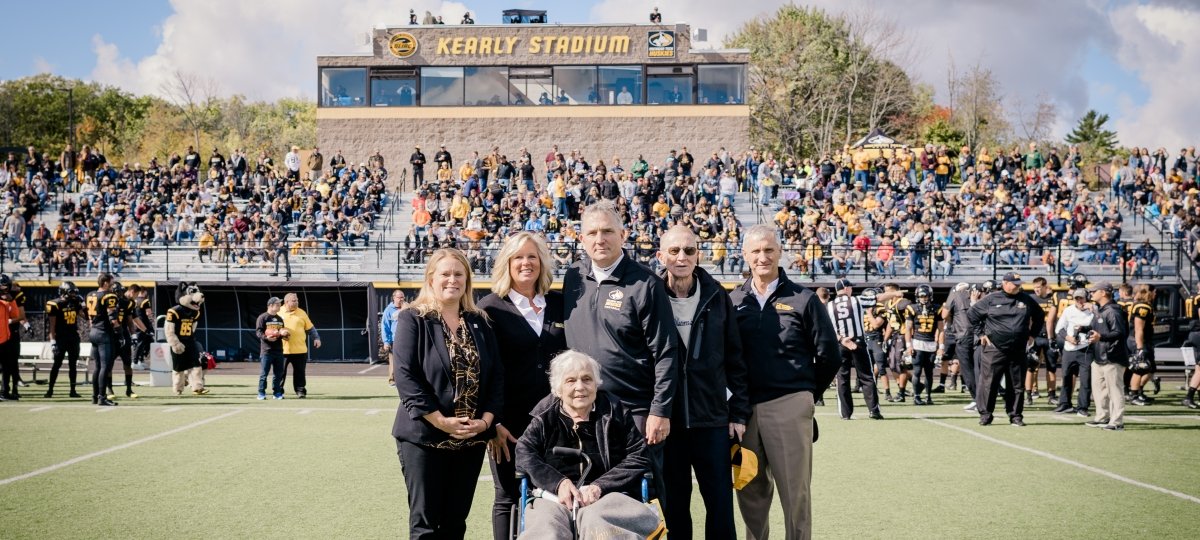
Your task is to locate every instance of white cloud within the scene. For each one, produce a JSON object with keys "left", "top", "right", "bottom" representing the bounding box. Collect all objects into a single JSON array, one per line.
[
  {"left": 1108, "top": 2, "right": 1200, "bottom": 148},
  {"left": 89, "top": 0, "right": 468, "bottom": 100},
  {"left": 32, "top": 56, "right": 55, "bottom": 74}
]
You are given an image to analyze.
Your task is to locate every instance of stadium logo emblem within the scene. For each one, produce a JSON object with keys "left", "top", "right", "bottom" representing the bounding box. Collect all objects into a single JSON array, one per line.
[
  {"left": 389, "top": 32, "right": 418, "bottom": 58},
  {"left": 647, "top": 30, "right": 675, "bottom": 58}
]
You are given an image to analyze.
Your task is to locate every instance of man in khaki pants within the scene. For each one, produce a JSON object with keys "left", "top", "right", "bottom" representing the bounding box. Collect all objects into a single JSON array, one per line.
[
  {"left": 729, "top": 225, "right": 841, "bottom": 540},
  {"left": 1084, "top": 282, "right": 1128, "bottom": 431}
]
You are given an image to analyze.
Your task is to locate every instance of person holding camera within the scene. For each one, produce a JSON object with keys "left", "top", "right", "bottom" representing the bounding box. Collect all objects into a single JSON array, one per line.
[{"left": 1054, "top": 288, "right": 1094, "bottom": 416}]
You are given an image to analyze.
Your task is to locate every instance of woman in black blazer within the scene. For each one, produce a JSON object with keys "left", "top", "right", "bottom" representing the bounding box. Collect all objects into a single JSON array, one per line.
[
  {"left": 392, "top": 247, "right": 503, "bottom": 539},
  {"left": 476, "top": 232, "right": 567, "bottom": 540}
]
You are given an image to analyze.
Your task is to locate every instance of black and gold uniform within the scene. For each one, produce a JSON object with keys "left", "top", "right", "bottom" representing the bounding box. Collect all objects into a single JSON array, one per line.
[
  {"left": 107, "top": 287, "right": 137, "bottom": 399},
  {"left": 133, "top": 295, "right": 153, "bottom": 367},
  {"left": 1032, "top": 290, "right": 1063, "bottom": 372},
  {"left": 1127, "top": 302, "right": 1156, "bottom": 372},
  {"left": 862, "top": 291, "right": 888, "bottom": 376},
  {"left": 44, "top": 283, "right": 83, "bottom": 398},
  {"left": 166, "top": 304, "right": 202, "bottom": 371},
  {"left": 85, "top": 283, "right": 121, "bottom": 405},
  {"left": 906, "top": 286, "right": 941, "bottom": 404},
  {"left": 884, "top": 295, "right": 912, "bottom": 376}
]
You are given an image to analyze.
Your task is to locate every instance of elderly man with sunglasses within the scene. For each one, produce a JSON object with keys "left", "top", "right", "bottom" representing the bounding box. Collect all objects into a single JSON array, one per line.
[{"left": 654, "top": 225, "right": 750, "bottom": 539}]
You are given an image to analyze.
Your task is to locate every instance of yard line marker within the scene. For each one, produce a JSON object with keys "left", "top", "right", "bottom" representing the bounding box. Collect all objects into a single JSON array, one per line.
[
  {"left": 921, "top": 417, "right": 1200, "bottom": 505},
  {"left": 1126, "top": 416, "right": 1149, "bottom": 423},
  {"left": 163, "top": 407, "right": 181, "bottom": 413},
  {"left": 298, "top": 409, "right": 312, "bottom": 415},
  {"left": 0, "top": 410, "right": 243, "bottom": 487},
  {"left": 366, "top": 409, "right": 382, "bottom": 416},
  {"left": 28, "top": 407, "right": 52, "bottom": 412},
  {"left": 357, "top": 364, "right": 383, "bottom": 375}
]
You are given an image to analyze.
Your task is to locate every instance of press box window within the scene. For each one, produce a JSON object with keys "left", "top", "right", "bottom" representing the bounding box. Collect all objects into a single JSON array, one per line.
[
  {"left": 698, "top": 65, "right": 745, "bottom": 104},
  {"left": 320, "top": 68, "right": 367, "bottom": 107},
  {"left": 420, "top": 67, "right": 465, "bottom": 106},
  {"left": 553, "top": 66, "right": 599, "bottom": 105},
  {"left": 646, "top": 66, "right": 693, "bottom": 105},
  {"left": 598, "top": 66, "right": 642, "bottom": 105},
  {"left": 510, "top": 67, "right": 553, "bottom": 105},
  {"left": 465, "top": 67, "right": 510, "bottom": 106},
  {"left": 370, "top": 69, "right": 418, "bottom": 107}
]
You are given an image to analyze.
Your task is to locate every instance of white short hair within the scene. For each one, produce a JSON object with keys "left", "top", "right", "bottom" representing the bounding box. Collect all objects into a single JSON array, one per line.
[{"left": 548, "top": 351, "right": 603, "bottom": 398}]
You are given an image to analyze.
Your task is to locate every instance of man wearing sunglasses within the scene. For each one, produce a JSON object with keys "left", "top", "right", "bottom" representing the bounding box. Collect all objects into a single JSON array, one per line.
[{"left": 655, "top": 226, "right": 749, "bottom": 539}]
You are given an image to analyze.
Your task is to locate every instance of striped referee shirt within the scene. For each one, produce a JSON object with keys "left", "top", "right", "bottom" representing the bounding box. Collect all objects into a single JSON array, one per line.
[{"left": 827, "top": 294, "right": 865, "bottom": 340}]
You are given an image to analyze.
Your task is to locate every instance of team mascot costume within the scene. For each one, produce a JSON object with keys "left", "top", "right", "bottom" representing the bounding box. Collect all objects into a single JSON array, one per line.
[{"left": 166, "top": 282, "right": 209, "bottom": 395}]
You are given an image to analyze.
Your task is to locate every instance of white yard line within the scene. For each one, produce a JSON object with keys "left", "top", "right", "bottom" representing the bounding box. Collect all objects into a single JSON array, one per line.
[
  {"left": 357, "top": 364, "right": 384, "bottom": 375},
  {"left": 0, "top": 410, "right": 243, "bottom": 487},
  {"left": 920, "top": 417, "right": 1200, "bottom": 505},
  {"left": 28, "top": 407, "right": 52, "bottom": 412}
]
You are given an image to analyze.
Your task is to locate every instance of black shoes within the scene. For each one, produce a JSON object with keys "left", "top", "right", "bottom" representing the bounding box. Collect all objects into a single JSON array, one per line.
[
  {"left": 1103, "top": 424, "right": 1124, "bottom": 431},
  {"left": 931, "top": 385, "right": 945, "bottom": 394},
  {"left": 1152, "top": 377, "right": 1161, "bottom": 395},
  {"left": 979, "top": 415, "right": 994, "bottom": 426},
  {"left": 69, "top": 391, "right": 82, "bottom": 398},
  {"left": 98, "top": 398, "right": 118, "bottom": 406},
  {"left": 1182, "top": 399, "right": 1199, "bottom": 410},
  {"left": 1010, "top": 417, "right": 1026, "bottom": 427},
  {"left": 1052, "top": 404, "right": 1073, "bottom": 414},
  {"left": 913, "top": 395, "right": 926, "bottom": 406},
  {"left": 297, "top": 388, "right": 307, "bottom": 399},
  {"left": 869, "top": 410, "right": 884, "bottom": 420},
  {"left": 44, "top": 391, "right": 53, "bottom": 398}
]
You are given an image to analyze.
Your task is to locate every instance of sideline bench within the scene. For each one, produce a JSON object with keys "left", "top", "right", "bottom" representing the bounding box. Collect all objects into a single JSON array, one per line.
[{"left": 18, "top": 341, "right": 92, "bottom": 384}]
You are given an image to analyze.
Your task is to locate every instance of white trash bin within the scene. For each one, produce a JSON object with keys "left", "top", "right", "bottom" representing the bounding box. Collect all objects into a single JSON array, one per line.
[{"left": 149, "top": 343, "right": 173, "bottom": 387}]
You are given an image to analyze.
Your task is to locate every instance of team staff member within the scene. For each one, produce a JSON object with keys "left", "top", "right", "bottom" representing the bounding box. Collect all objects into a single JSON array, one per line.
[
  {"left": 941, "top": 283, "right": 976, "bottom": 409},
  {"left": 1054, "top": 288, "right": 1093, "bottom": 416},
  {"left": 255, "top": 297, "right": 288, "bottom": 400},
  {"left": 44, "top": 282, "right": 84, "bottom": 398},
  {"left": 1084, "top": 282, "right": 1128, "bottom": 431},
  {"left": 563, "top": 202, "right": 677, "bottom": 506},
  {"left": 1027, "top": 277, "right": 1061, "bottom": 406},
  {"left": 731, "top": 225, "right": 840, "bottom": 540},
  {"left": 280, "top": 292, "right": 321, "bottom": 399},
  {"left": 1127, "top": 284, "right": 1157, "bottom": 406},
  {"left": 0, "top": 274, "right": 31, "bottom": 398},
  {"left": 85, "top": 273, "right": 121, "bottom": 406},
  {"left": 392, "top": 248, "right": 503, "bottom": 539},
  {"left": 826, "top": 279, "right": 883, "bottom": 420},
  {"left": 656, "top": 226, "right": 750, "bottom": 539},
  {"left": 905, "top": 285, "right": 942, "bottom": 406},
  {"left": 478, "top": 232, "right": 566, "bottom": 540},
  {"left": 0, "top": 291, "right": 19, "bottom": 401},
  {"left": 380, "top": 290, "right": 405, "bottom": 386},
  {"left": 967, "top": 272, "right": 1044, "bottom": 427}
]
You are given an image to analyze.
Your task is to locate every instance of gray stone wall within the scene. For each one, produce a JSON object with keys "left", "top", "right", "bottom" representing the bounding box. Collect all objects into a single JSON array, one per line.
[{"left": 317, "top": 114, "right": 748, "bottom": 176}]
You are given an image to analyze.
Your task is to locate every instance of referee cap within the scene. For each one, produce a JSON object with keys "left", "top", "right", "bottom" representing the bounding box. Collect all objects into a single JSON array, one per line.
[{"left": 834, "top": 278, "right": 855, "bottom": 291}]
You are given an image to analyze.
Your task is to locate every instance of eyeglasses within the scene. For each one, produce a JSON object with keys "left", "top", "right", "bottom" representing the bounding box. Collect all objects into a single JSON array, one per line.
[{"left": 666, "top": 246, "right": 698, "bottom": 256}]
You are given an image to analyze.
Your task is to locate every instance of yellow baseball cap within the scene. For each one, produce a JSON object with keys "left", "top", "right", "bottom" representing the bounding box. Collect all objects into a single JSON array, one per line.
[{"left": 731, "top": 442, "right": 759, "bottom": 490}]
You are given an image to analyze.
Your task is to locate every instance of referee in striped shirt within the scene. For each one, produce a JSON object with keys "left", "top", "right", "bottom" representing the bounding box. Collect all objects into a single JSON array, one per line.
[{"left": 827, "top": 279, "right": 884, "bottom": 420}]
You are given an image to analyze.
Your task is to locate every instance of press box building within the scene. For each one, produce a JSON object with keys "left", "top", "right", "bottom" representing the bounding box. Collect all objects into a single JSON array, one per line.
[{"left": 316, "top": 15, "right": 749, "bottom": 170}]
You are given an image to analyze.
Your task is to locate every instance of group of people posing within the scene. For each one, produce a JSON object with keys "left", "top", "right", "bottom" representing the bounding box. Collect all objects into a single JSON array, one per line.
[{"left": 388, "top": 202, "right": 838, "bottom": 539}]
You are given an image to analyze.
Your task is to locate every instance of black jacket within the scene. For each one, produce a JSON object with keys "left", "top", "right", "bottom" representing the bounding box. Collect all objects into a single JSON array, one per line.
[
  {"left": 1090, "top": 301, "right": 1129, "bottom": 366},
  {"left": 657, "top": 266, "right": 750, "bottom": 428},
  {"left": 478, "top": 291, "right": 567, "bottom": 435},
  {"left": 729, "top": 269, "right": 840, "bottom": 406},
  {"left": 563, "top": 256, "right": 678, "bottom": 418},
  {"left": 516, "top": 391, "right": 648, "bottom": 499},
  {"left": 391, "top": 309, "right": 504, "bottom": 445},
  {"left": 967, "top": 290, "right": 1045, "bottom": 351}
]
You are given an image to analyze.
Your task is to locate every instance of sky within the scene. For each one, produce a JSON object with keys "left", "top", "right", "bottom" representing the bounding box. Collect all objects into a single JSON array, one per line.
[{"left": 5, "top": 0, "right": 1197, "bottom": 148}]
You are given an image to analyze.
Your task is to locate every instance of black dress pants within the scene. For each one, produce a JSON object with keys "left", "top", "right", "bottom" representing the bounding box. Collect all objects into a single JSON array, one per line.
[
  {"left": 663, "top": 426, "right": 736, "bottom": 539},
  {"left": 956, "top": 336, "right": 977, "bottom": 399},
  {"left": 976, "top": 341, "right": 1026, "bottom": 422},
  {"left": 397, "top": 440, "right": 486, "bottom": 540},
  {"left": 837, "top": 338, "right": 880, "bottom": 417}
]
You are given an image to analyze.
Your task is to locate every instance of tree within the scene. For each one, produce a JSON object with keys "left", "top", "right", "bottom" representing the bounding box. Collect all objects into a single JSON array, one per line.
[
  {"left": 947, "top": 60, "right": 1008, "bottom": 152},
  {"left": 161, "top": 70, "right": 221, "bottom": 149},
  {"left": 1065, "top": 110, "right": 1118, "bottom": 157},
  {"left": 1011, "top": 92, "right": 1057, "bottom": 144}
]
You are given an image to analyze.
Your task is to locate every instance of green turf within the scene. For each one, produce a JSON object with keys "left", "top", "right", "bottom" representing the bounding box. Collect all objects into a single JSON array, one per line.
[{"left": 1, "top": 375, "right": 1197, "bottom": 539}]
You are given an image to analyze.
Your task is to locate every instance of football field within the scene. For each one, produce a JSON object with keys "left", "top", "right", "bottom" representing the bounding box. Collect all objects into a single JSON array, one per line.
[{"left": 1, "top": 372, "right": 1197, "bottom": 539}]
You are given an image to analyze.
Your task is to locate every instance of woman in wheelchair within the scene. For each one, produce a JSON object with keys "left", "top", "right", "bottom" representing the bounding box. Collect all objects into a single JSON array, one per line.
[{"left": 515, "top": 351, "right": 661, "bottom": 539}]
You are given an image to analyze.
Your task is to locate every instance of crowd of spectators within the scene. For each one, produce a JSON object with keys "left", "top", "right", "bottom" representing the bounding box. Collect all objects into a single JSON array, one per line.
[
  {"left": 0, "top": 143, "right": 392, "bottom": 278},
  {"left": 403, "top": 140, "right": 1199, "bottom": 281}
]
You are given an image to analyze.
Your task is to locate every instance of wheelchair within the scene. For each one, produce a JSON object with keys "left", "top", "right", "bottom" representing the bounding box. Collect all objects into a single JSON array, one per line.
[{"left": 510, "top": 447, "right": 662, "bottom": 539}]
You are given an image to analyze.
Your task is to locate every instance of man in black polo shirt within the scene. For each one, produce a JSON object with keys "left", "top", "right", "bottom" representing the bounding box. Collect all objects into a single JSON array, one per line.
[{"left": 731, "top": 224, "right": 840, "bottom": 540}]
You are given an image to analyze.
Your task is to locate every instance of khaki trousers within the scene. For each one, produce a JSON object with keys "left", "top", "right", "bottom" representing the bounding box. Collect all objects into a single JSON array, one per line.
[
  {"left": 1091, "top": 362, "right": 1126, "bottom": 426},
  {"left": 172, "top": 367, "right": 204, "bottom": 393},
  {"left": 737, "top": 391, "right": 815, "bottom": 540}
]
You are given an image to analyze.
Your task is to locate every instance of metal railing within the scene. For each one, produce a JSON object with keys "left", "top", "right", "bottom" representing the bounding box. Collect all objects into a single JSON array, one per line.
[{"left": 1, "top": 237, "right": 1183, "bottom": 285}]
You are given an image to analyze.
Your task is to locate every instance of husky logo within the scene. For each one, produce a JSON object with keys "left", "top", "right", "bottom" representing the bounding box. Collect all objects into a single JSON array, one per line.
[
  {"left": 608, "top": 290, "right": 624, "bottom": 301},
  {"left": 647, "top": 30, "right": 676, "bottom": 58}
]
